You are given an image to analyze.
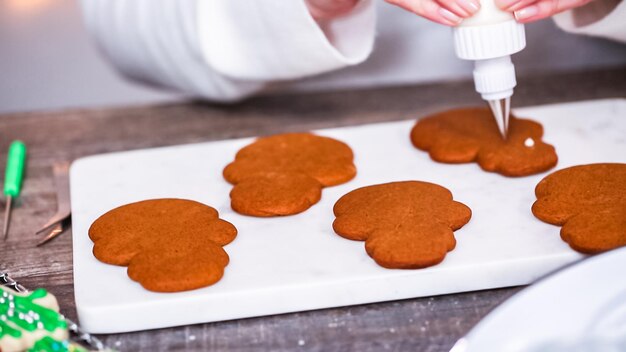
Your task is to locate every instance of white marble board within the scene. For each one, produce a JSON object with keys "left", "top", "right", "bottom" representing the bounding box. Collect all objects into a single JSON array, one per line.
[{"left": 71, "top": 99, "right": 626, "bottom": 333}]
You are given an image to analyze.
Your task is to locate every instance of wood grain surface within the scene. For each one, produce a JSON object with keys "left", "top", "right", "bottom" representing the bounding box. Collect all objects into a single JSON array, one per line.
[{"left": 1, "top": 67, "right": 625, "bottom": 351}]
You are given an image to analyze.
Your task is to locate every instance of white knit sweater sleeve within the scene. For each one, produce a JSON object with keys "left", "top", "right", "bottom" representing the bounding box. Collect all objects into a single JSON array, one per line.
[{"left": 80, "top": 0, "right": 376, "bottom": 102}]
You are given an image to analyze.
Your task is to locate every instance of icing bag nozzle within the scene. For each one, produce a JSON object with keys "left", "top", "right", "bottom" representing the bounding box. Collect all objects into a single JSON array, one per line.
[
  {"left": 474, "top": 56, "right": 515, "bottom": 138},
  {"left": 452, "top": 1, "right": 526, "bottom": 140},
  {"left": 488, "top": 97, "right": 510, "bottom": 138}
]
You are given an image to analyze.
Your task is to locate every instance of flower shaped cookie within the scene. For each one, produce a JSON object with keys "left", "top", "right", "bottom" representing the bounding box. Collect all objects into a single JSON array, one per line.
[
  {"left": 224, "top": 133, "right": 356, "bottom": 216},
  {"left": 411, "top": 107, "right": 558, "bottom": 176},
  {"left": 333, "top": 181, "right": 471, "bottom": 269},
  {"left": 532, "top": 163, "right": 626, "bottom": 254},
  {"left": 89, "top": 199, "right": 237, "bottom": 292}
]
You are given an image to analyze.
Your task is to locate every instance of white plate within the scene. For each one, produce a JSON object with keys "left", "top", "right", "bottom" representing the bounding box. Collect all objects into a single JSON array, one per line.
[{"left": 453, "top": 247, "right": 626, "bottom": 352}]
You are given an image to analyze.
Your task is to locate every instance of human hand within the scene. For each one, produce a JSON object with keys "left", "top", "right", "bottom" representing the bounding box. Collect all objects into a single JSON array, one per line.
[
  {"left": 385, "top": 0, "right": 481, "bottom": 26},
  {"left": 496, "top": 0, "right": 594, "bottom": 23},
  {"left": 305, "top": 0, "right": 361, "bottom": 21}
]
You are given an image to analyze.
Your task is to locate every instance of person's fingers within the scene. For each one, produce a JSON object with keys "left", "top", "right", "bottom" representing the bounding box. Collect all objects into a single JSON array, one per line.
[
  {"left": 496, "top": 0, "right": 539, "bottom": 11},
  {"left": 513, "top": 0, "right": 593, "bottom": 22},
  {"left": 435, "top": 0, "right": 481, "bottom": 17},
  {"left": 387, "top": 0, "right": 463, "bottom": 26}
]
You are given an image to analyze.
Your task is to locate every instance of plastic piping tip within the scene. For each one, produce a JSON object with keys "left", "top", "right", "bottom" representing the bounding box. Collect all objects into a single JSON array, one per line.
[{"left": 488, "top": 98, "right": 511, "bottom": 139}]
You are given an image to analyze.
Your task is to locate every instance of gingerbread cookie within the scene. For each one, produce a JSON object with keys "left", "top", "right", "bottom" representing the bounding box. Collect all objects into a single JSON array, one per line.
[
  {"left": 224, "top": 133, "right": 356, "bottom": 216},
  {"left": 532, "top": 163, "right": 626, "bottom": 254},
  {"left": 89, "top": 199, "right": 237, "bottom": 292},
  {"left": 410, "top": 107, "right": 558, "bottom": 177},
  {"left": 333, "top": 181, "right": 471, "bottom": 269}
]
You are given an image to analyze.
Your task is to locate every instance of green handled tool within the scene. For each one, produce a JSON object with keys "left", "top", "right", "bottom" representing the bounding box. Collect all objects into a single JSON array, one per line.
[{"left": 3, "top": 140, "right": 27, "bottom": 240}]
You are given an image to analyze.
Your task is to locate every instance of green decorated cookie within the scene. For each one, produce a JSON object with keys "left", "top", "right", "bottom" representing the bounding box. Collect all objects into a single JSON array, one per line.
[{"left": 0, "top": 286, "right": 69, "bottom": 352}]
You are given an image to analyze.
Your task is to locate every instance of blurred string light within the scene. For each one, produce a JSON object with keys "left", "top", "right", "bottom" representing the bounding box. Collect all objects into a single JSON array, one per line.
[{"left": 4, "top": 0, "right": 55, "bottom": 15}]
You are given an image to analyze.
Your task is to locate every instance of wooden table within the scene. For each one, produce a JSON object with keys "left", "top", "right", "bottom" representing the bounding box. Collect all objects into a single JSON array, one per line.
[{"left": 1, "top": 67, "right": 625, "bottom": 352}]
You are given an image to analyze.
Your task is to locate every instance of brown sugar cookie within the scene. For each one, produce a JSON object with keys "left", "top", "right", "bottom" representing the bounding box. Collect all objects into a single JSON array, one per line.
[
  {"left": 89, "top": 198, "right": 237, "bottom": 292},
  {"left": 224, "top": 133, "right": 356, "bottom": 216},
  {"left": 532, "top": 163, "right": 626, "bottom": 254},
  {"left": 410, "top": 107, "right": 558, "bottom": 177},
  {"left": 230, "top": 172, "right": 322, "bottom": 217},
  {"left": 333, "top": 181, "right": 471, "bottom": 269}
]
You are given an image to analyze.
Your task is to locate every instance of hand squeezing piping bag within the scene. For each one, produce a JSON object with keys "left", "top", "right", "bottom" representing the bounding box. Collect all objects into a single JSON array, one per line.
[{"left": 453, "top": 0, "right": 526, "bottom": 138}]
